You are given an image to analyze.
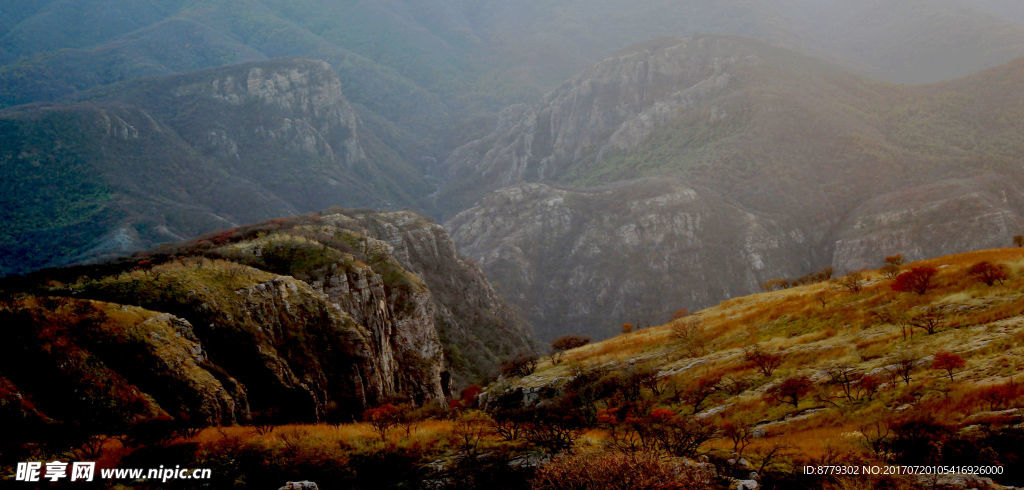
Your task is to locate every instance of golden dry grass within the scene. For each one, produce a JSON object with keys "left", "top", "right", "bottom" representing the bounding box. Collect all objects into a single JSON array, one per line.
[{"left": 517, "top": 247, "right": 1024, "bottom": 458}]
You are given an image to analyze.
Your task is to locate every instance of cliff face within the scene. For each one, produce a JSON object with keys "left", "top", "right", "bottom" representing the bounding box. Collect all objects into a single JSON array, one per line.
[
  {"left": 443, "top": 36, "right": 1024, "bottom": 340},
  {"left": 0, "top": 209, "right": 532, "bottom": 433},
  {"left": 0, "top": 58, "right": 430, "bottom": 276},
  {"left": 340, "top": 211, "right": 537, "bottom": 385},
  {"left": 447, "top": 180, "right": 811, "bottom": 340}
]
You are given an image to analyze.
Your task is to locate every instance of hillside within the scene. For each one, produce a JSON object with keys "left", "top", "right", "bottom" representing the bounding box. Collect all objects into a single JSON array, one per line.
[
  {"left": 490, "top": 247, "right": 1024, "bottom": 487},
  {"left": 0, "top": 208, "right": 535, "bottom": 447},
  {"left": 6, "top": 248, "right": 1018, "bottom": 488},
  {"left": 0, "top": 58, "right": 434, "bottom": 275},
  {"left": 445, "top": 35, "right": 1024, "bottom": 341}
]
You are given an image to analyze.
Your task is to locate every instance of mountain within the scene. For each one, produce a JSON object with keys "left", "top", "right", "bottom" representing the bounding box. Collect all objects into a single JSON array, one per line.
[
  {"left": 444, "top": 36, "right": 1024, "bottom": 340},
  {"left": 4, "top": 1, "right": 1024, "bottom": 279},
  {"left": 0, "top": 58, "right": 434, "bottom": 275},
  {"left": 4, "top": 0, "right": 1024, "bottom": 158},
  {"left": 488, "top": 247, "right": 1024, "bottom": 488},
  {"left": 0, "top": 208, "right": 534, "bottom": 439}
]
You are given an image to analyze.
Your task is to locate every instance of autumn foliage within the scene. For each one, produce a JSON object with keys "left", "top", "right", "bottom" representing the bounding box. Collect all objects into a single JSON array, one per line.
[
  {"left": 765, "top": 376, "right": 814, "bottom": 407},
  {"left": 552, "top": 335, "right": 590, "bottom": 351},
  {"left": 930, "top": 351, "right": 966, "bottom": 382},
  {"left": 967, "top": 261, "right": 1007, "bottom": 286},
  {"left": 363, "top": 404, "right": 402, "bottom": 441},
  {"left": 891, "top": 266, "right": 937, "bottom": 295}
]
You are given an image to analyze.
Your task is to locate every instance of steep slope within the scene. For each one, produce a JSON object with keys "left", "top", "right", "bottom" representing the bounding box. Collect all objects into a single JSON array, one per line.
[
  {"left": 491, "top": 248, "right": 1024, "bottom": 487},
  {"left": 0, "top": 58, "right": 431, "bottom": 275},
  {"left": 0, "top": 208, "right": 534, "bottom": 438},
  {"left": 340, "top": 211, "right": 539, "bottom": 384},
  {"left": 447, "top": 180, "right": 810, "bottom": 341},
  {"left": 445, "top": 36, "right": 1024, "bottom": 340}
]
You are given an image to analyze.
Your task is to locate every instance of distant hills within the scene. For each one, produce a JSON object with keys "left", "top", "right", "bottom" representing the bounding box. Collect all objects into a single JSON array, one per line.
[
  {"left": 0, "top": 58, "right": 429, "bottom": 275},
  {"left": 4, "top": 2, "right": 1024, "bottom": 343},
  {"left": 4, "top": 0, "right": 1024, "bottom": 164},
  {"left": 444, "top": 36, "right": 1024, "bottom": 340}
]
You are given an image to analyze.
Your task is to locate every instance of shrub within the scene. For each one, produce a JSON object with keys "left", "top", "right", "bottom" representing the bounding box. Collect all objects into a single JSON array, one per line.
[
  {"left": 977, "top": 380, "right": 1023, "bottom": 411},
  {"left": 363, "top": 404, "right": 402, "bottom": 441},
  {"left": 909, "top": 307, "right": 944, "bottom": 335},
  {"left": 671, "top": 316, "right": 706, "bottom": 357},
  {"left": 551, "top": 335, "right": 590, "bottom": 352},
  {"left": 451, "top": 410, "right": 494, "bottom": 456},
  {"left": 459, "top": 385, "right": 484, "bottom": 408},
  {"left": 682, "top": 375, "right": 721, "bottom": 413},
  {"left": 835, "top": 271, "right": 864, "bottom": 293},
  {"left": 501, "top": 353, "right": 539, "bottom": 377},
  {"left": 550, "top": 335, "right": 590, "bottom": 364},
  {"left": 532, "top": 449, "right": 714, "bottom": 489},
  {"left": 744, "top": 346, "right": 784, "bottom": 376},
  {"left": 891, "top": 266, "right": 938, "bottom": 295},
  {"left": 882, "top": 254, "right": 906, "bottom": 279},
  {"left": 765, "top": 376, "right": 814, "bottom": 408},
  {"left": 931, "top": 351, "right": 966, "bottom": 382},
  {"left": 620, "top": 323, "right": 634, "bottom": 334},
  {"left": 968, "top": 261, "right": 1007, "bottom": 286}
]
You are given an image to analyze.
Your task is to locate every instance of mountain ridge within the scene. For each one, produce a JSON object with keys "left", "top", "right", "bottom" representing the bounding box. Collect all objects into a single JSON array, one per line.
[
  {"left": 0, "top": 57, "right": 432, "bottom": 275},
  {"left": 445, "top": 35, "right": 1024, "bottom": 340}
]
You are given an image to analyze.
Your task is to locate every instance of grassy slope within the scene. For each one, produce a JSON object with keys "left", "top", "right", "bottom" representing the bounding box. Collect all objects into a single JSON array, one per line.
[{"left": 515, "top": 247, "right": 1024, "bottom": 458}]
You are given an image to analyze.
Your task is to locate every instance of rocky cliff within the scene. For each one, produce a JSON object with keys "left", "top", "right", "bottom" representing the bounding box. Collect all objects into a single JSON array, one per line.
[
  {"left": 340, "top": 211, "right": 538, "bottom": 385},
  {"left": 444, "top": 36, "right": 1024, "bottom": 340},
  {"left": 0, "top": 209, "right": 533, "bottom": 436}
]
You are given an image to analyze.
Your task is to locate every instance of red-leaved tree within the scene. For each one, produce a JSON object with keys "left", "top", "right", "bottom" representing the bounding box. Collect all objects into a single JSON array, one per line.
[
  {"left": 891, "top": 266, "right": 938, "bottom": 295},
  {"left": 931, "top": 351, "right": 965, "bottom": 382},
  {"left": 363, "top": 404, "right": 402, "bottom": 441},
  {"left": 765, "top": 376, "right": 814, "bottom": 408},
  {"left": 967, "top": 261, "right": 1007, "bottom": 286}
]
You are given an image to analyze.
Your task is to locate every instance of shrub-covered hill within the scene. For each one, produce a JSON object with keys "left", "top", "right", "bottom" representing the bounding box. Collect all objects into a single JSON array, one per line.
[
  {"left": 0, "top": 208, "right": 534, "bottom": 450},
  {"left": 489, "top": 247, "right": 1024, "bottom": 487}
]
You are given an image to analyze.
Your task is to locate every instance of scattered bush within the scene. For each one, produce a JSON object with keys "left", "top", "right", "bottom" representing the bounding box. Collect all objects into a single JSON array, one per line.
[
  {"left": 765, "top": 376, "right": 814, "bottom": 408},
  {"left": 551, "top": 335, "right": 590, "bottom": 352},
  {"left": 882, "top": 254, "right": 905, "bottom": 280},
  {"left": 671, "top": 316, "right": 706, "bottom": 357},
  {"left": 968, "top": 261, "right": 1007, "bottom": 286},
  {"left": 760, "top": 266, "right": 834, "bottom": 291},
  {"left": 501, "top": 353, "right": 539, "bottom": 378},
  {"left": 363, "top": 404, "right": 402, "bottom": 441},
  {"left": 931, "top": 351, "right": 966, "bottom": 382},
  {"left": 744, "top": 346, "right": 784, "bottom": 377},
  {"left": 908, "top": 306, "right": 944, "bottom": 335},
  {"left": 532, "top": 449, "right": 714, "bottom": 489},
  {"left": 681, "top": 375, "right": 721, "bottom": 413},
  {"left": 835, "top": 271, "right": 864, "bottom": 293},
  {"left": 550, "top": 335, "right": 590, "bottom": 364}
]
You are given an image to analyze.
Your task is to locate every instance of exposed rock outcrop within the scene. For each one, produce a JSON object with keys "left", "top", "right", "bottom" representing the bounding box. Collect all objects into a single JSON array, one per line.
[
  {"left": 444, "top": 36, "right": 1024, "bottom": 340},
  {"left": 0, "top": 209, "right": 533, "bottom": 433}
]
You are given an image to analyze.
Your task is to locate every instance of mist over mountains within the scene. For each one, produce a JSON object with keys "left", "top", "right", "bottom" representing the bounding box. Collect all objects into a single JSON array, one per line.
[
  {"left": 444, "top": 36, "right": 1024, "bottom": 339},
  {"left": 3, "top": 0, "right": 1024, "bottom": 342}
]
